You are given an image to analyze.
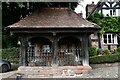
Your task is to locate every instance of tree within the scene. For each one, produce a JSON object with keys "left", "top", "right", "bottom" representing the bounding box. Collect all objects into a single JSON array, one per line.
[{"left": 2, "top": 2, "right": 30, "bottom": 48}]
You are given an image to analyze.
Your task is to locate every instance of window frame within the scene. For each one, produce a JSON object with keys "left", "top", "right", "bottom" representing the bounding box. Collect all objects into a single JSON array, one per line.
[{"left": 103, "top": 33, "right": 118, "bottom": 45}]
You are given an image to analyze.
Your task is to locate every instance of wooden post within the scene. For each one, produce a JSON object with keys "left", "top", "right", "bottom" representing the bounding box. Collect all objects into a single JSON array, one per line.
[
  {"left": 117, "top": 35, "right": 119, "bottom": 47},
  {"left": 98, "top": 33, "right": 102, "bottom": 49},
  {"left": 51, "top": 33, "right": 58, "bottom": 66},
  {"left": 81, "top": 33, "right": 89, "bottom": 66},
  {"left": 88, "top": 36, "right": 92, "bottom": 47},
  {"left": 19, "top": 36, "right": 28, "bottom": 66},
  {"left": 19, "top": 41, "right": 23, "bottom": 66}
]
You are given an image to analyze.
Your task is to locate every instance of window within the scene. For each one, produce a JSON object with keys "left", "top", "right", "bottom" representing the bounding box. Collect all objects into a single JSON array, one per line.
[
  {"left": 43, "top": 45, "right": 50, "bottom": 53},
  {"left": 109, "top": 9, "right": 116, "bottom": 16},
  {"left": 110, "top": 10, "right": 112, "bottom": 16},
  {"left": 113, "top": 9, "right": 116, "bottom": 15},
  {"left": 103, "top": 34, "right": 118, "bottom": 44}
]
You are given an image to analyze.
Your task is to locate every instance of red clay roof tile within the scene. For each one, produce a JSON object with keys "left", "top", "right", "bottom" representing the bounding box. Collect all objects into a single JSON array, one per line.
[{"left": 8, "top": 7, "right": 101, "bottom": 29}]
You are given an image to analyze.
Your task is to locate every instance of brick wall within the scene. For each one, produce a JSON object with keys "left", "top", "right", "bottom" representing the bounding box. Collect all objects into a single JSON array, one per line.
[{"left": 90, "top": 34, "right": 118, "bottom": 51}]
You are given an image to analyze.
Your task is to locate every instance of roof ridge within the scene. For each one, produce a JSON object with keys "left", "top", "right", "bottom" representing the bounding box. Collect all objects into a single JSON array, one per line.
[{"left": 43, "top": 7, "right": 68, "bottom": 10}]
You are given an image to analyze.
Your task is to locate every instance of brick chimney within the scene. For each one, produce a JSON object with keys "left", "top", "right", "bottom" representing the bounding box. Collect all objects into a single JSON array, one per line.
[{"left": 92, "top": 1, "right": 94, "bottom": 4}]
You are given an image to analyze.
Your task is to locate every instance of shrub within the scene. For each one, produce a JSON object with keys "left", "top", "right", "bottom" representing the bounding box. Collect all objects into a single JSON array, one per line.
[
  {"left": 97, "top": 48, "right": 104, "bottom": 55},
  {"left": 104, "top": 48, "right": 110, "bottom": 55},
  {"left": 116, "top": 47, "right": 120, "bottom": 54},
  {"left": 94, "top": 13, "right": 104, "bottom": 19},
  {"left": 90, "top": 54, "right": 120, "bottom": 64},
  {"left": 1, "top": 47, "right": 20, "bottom": 63},
  {"left": 89, "top": 46, "right": 97, "bottom": 57}
]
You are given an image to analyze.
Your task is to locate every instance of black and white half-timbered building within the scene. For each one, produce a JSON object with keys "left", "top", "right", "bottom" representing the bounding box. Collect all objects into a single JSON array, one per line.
[
  {"left": 99, "top": 0, "right": 120, "bottom": 17},
  {"left": 86, "top": 0, "right": 120, "bottom": 51}
]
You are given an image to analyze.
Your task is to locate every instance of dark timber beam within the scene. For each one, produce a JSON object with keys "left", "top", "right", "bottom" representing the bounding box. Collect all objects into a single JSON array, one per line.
[
  {"left": 102, "top": 7, "right": 120, "bottom": 9},
  {"left": 98, "top": 33, "right": 102, "bottom": 49},
  {"left": 19, "top": 39, "right": 23, "bottom": 66},
  {"left": 81, "top": 33, "right": 89, "bottom": 66},
  {"left": 19, "top": 36, "right": 28, "bottom": 66},
  {"left": 52, "top": 33, "right": 58, "bottom": 66}
]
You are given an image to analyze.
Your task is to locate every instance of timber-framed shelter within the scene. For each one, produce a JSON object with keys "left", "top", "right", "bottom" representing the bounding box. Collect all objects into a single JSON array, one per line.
[{"left": 7, "top": 7, "right": 101, "bottom": 67}]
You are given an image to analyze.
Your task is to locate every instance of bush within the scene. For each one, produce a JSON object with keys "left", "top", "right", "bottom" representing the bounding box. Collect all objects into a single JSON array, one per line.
[
  {"left": 116, "top": 47, "right": 120, "bottom": 54},
  {"left": 89, "top": 46, "right": 97, "bottom": 57},
  {"left": 90, "top": 54, "right": 120, "bottom": 64},
  {"left": 104, "top": 48, "right": 110, "bottom": 55},
  {"left": 1, "top": 47, "right": 20, "bottom": 63},
  {"left": 97, "top": 48, "right": 104, "bottom": 55}
]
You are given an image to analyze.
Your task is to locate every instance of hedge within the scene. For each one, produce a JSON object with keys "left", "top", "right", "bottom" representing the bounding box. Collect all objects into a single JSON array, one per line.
[
  {"left": 104, "top": 48, "right": 110, "bottom": 55},
  {"left": 89, "top": 54, "right": 120, "bottom": 64},
  {"left": 1, "top": 47, "right": 20, "bottom": 63},
  {"left": 116, "top": 47, "right": 120, "bottom": 54}
]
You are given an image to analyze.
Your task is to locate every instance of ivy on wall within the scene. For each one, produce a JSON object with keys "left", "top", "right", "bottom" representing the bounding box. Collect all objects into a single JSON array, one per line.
[{"left": 88, "top": 13, "right": 120, "bottom": 34}]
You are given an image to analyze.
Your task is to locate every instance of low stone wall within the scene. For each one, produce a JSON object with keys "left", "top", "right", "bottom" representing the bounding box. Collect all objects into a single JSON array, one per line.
[
  {"left": 102, "top": 45, "right": 118, "bottom": 51},
  {"left": 17, "top": 66, "right": 92, "bottom": 78}
]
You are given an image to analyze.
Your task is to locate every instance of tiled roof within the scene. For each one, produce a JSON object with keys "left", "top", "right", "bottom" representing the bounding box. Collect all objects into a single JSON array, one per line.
[{"left": 8, "top": 7, "right": 101, "bottom": 29}]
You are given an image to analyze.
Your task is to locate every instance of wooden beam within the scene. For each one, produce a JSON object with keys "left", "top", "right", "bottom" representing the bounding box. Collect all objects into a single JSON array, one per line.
[
  {"left": 102, "top": 7, "right": 120, "bottom": 9},
  {"left": 9, "top": 28, "right": 100, "bottom": 34},
  {"left": 19, "top": 42, "right": 23, "bottom": 66},
  {"left": 51, "top": 35, "right": 58, "bottom": 66},
  {"left": 81, "top": 34, "right": 89, "bottom": 66},
  {"left": 19, "top": 36, "right": 28, "bottom": 66},
  {"left": 98, "top": 33, "right": 102, "bottom": 49}
]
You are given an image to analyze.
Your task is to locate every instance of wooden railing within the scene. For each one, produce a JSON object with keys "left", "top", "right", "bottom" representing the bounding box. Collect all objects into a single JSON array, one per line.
[
  {"left": 27, "top": 46, "right": 53, "bottom": 66},
  {"left": 27, "top": 47, "right": 82, "bottom": 66},
  {"left": 58, "top": 49, "right": 82, "bottom": 66}
]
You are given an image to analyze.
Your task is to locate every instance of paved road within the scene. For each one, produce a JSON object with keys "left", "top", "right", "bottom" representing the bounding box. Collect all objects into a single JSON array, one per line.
[{"left": 0, "top": 62, "right": 119, "bottom": 79}]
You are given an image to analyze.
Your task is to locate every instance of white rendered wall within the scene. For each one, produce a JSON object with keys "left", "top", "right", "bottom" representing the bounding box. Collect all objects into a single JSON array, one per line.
[{"left": 99, "top": 2, "right": 120, "bottom": 17}]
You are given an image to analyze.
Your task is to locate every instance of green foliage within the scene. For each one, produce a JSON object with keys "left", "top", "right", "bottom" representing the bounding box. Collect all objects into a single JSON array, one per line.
[
  {"left": 1, "top": 47, "right": 20, "bottom": 63},
  {"left": 94, "top": 13, "right": 104, "bottom": 18},
  {"left": 104, "top": 49, "right": 110, "bottom": 55},
  {"left": 100, "top": 16, "right": 119, "bottom": 32},
  {"left": 89, "top": 54, "right": 120, "bottom": 64},
  {"left": 116, "top": 47, "right": 120, "bottom": 54},
  {"left": 2, "top": 34, "right": 18, "bottom": 48},
  {"left": 88, "top": 13, "right": 120, "bottom": 33},
  {"left": 88, "top": 13, "right": 104, "bottom": 25},
  {"left": 97, "top": 48, "right": 104, "bottom": 55},
  {"left": 88, "top": 46, "right": 97, "bottom": 57}
]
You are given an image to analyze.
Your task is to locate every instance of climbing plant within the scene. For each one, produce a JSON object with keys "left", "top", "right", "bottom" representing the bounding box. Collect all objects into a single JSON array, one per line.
[{"left": 88, "top": 13, "right": 120, "bottom": 34}]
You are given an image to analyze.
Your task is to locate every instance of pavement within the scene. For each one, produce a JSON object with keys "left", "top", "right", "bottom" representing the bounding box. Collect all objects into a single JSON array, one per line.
[
  {"left": 0, "top": 70, "right": 17, "bottom": 80},
  {"left": 0, "top": 62, "right": 119, "bottom": 79},
  {"left": 85, "top": 62, "right": 119, "bottom": 78}
]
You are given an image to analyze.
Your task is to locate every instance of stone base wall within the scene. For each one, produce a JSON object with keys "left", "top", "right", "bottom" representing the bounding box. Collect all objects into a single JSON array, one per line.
[
  {"left": 17, "top": 66, "right": 92, "bottom": 78},
  {"left": 101, "top": 45, "right": 118, "bottom": 51}
]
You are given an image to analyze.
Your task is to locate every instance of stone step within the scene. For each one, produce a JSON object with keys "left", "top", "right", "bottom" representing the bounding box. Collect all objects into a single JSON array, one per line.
[{"left": 17, "top": 66, "right": 92, "bottom": 77}]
